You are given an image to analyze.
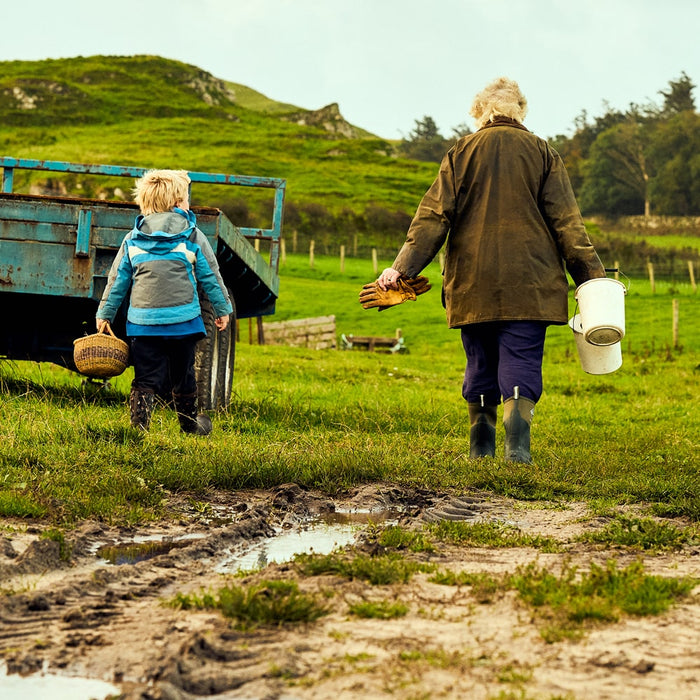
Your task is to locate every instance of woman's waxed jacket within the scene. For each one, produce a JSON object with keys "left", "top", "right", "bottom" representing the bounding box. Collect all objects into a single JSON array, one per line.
[{"left": 392, "top": 118, "right": 605, "bottom": 328}]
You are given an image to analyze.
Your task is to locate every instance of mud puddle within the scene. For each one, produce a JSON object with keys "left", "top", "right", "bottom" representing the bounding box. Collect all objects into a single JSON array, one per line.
[
  {"left": 0, "top": 660, "right": 119, "bottom": 700},
  {"left": 217, "top": 508, "right": 398, "bottom": 573},
  {"left": 93, "top": 507, "right": 399, "bottom": 573},
  {"left": 1, "top": 484, "right": 699, "bottom": 700}
]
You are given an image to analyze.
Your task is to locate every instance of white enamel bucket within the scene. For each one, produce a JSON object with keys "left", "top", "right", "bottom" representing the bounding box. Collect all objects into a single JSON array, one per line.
[
  {"left": 574, "top": 278, "right": 627, "bottom": 346},
  {"left": 569, "top": 315, "right": 622, "bottom": 374}
]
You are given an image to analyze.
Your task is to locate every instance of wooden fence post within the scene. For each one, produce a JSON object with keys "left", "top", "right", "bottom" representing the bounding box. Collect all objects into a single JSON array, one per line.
[
  {"left": 672, "top": 299, "right": 680, "bottom": 349},
  {"left": 689, "top": 260, "right": 697, "bottom": 293},
  {"left": 671, "top": 299, "right": 680, "bottom": 349},
  {"left": 340, "top": 244, "right": 345, "bottom": 273},
  {"left": 614, "top": 261, "right": 620, "bottom": 280},
  {"left": 647, "top": 261, "right": 656, "bottom": 293},
  {"left": 292, "top": 229, "right": 298, "bottom": 253},
  {"left": 309, "top": 240, "right": 315, "bottom": 268},
  {"left": 371, "top": 248, "right": 378, "bottom": 275},
  {"left": 280, "top": 238, "right": 286, "bottom": 266}
]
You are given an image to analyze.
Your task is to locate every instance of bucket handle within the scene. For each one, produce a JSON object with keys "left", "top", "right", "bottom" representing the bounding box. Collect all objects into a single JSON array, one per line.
[{"left": 604, "top": 267, "right": 631, "bottom": 292}]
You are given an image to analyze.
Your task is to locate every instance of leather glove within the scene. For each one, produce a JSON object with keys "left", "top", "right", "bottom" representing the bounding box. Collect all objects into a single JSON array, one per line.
[
  {"left": 404, "top": 275, "right": 431, "bottom": 297},
  {"left": 359, "top": 278, "right": 417, "bottom": 311}
]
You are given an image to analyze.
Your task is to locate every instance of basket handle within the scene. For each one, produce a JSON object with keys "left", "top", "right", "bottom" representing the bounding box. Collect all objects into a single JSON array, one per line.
[{"left": 97, "top": 320, "right": 117, "bottom": 337}]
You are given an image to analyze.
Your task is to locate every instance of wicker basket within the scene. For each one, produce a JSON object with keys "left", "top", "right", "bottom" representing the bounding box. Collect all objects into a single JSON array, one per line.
[{"left": 73, "top": 322, "right": 129, "bottom": 378}]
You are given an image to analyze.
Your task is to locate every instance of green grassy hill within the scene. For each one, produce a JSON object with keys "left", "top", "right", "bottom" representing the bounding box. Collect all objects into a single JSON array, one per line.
[
  {"left": 223, "top": 81, "right": 300, "bottom": 115},
  {"left": 0, "top": 54, "right": 435, "bottom": 248},
  {"left": 0, "top": 55, "right": 243, "bottom": 124},
  {"left": 2, "top": 54, "right": 699, "bottom": 267}
]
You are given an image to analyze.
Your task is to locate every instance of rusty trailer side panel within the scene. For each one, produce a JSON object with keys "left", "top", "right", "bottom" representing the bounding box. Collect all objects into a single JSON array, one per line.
[
  {"left": 0, "top": 193, "right": 136, "bottom": 299},
  {"left": 0, "top": 158, "right": 285, "bottom": 384},
  {"left": 0, "top": 192, "right": 280, "bottom": 316}
]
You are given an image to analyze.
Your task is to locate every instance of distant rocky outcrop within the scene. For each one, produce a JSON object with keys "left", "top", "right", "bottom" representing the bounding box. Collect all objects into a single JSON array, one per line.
[
  {"left": 283, "top": 103, "right": 360, "bottom": 138},
  {"left": 185, "top": 71, "right": 236, "bottom": 106}
]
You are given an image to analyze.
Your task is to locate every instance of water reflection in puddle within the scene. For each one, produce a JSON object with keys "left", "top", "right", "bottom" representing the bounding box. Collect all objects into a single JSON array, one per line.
[
  {"left": 217, "top": 509, "right": 399, "bottom": 573},
  {"left": 0, "top": 661, "right": 119, "bottom": 700},
  {"left": 217, "top": 522, "right": 358, "bottom": 573}
]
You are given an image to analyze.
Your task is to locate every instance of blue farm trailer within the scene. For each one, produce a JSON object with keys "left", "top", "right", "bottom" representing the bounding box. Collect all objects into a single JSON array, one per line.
[{"left": 0, "top": 157, "right": 285, "bottom": 410}]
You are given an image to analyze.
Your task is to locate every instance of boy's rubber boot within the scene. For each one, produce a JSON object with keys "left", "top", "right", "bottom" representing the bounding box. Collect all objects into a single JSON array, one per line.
[
  {"left": 503, "top": 387, "right": 535, "bottom": 464},
  {"left": 172, "top": 392, "right": 213, "bottom": 436},
  {"left": 467, "top": 397, "right": 497, "bottom": 458},
  {"left": 130, "top": 389, "right": 155, "bottom": 431}
]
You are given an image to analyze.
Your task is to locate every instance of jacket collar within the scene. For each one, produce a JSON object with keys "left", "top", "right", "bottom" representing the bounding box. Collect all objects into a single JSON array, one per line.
[{"left": 479, "top": 116, "right": 529, "bottom": 132}]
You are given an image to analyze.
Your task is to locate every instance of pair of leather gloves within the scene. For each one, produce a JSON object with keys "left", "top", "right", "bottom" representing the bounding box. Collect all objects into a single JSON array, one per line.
[{"left": 359, "top": 276, "right": 431, "bottom": 311}]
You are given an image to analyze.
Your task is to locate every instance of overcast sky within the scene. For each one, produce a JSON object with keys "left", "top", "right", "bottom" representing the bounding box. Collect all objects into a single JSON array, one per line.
[{"left": 3, "top": 0, "right": 698, "bottom": 141}]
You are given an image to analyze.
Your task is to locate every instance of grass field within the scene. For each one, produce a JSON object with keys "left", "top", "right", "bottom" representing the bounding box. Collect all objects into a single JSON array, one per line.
[{"left": 1, "top": 253, "right": 698, "bottom": 525}]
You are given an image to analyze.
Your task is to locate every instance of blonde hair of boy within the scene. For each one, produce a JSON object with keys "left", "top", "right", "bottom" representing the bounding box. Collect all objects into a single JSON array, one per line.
[
  {"left": 470, "top": 77, "right": 528, "bottom": 129},
  {"left": 133, "top": 169, "right": 191, "bottom": 216}
]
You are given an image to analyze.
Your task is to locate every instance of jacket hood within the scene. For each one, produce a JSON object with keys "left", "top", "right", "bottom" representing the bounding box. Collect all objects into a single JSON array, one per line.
[{"left": 131, "top": 208, "right": 197, "bottom": 252}]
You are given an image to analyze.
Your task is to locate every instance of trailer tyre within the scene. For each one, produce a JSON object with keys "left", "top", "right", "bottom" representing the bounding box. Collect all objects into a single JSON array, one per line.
[{"left": 195, "top": 291, "right": 236, "bottom": 412}]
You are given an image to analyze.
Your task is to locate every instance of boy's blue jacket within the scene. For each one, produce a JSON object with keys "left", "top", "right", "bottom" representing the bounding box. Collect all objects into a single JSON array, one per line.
[{"left": 97, "top": 208, "right": 233, "bottom": 326}]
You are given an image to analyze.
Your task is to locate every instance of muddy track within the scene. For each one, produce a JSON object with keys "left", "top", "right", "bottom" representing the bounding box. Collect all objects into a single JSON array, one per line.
[{"left": 1, "top": 484, "right": 699, "bottom": 699}]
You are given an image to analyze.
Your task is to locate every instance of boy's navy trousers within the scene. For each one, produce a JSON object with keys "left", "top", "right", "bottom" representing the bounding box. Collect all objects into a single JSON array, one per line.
[{"left": 130, "top": 335, "right": 199, "bottom": 397}]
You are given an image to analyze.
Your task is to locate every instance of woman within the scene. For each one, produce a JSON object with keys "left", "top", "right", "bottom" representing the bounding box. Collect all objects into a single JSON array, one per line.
[{"left": 379, "top": 77, "right": 605, "bottom": 463}]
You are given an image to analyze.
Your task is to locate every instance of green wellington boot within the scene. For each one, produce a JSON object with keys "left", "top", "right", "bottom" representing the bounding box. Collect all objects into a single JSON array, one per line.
[
  {"left": 467, "top": 397, "right": 498, "bottom": 458},
  {"left": 503, "top": 386, "right": 535, "bottom": 464}
]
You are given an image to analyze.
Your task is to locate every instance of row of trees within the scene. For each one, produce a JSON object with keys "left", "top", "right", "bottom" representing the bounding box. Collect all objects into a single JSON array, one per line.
[
  {"left": 399, "top": 73, "right": 699, "bottom": 217},
  {"left": 552, "top": 72, "right": 699, "bottom": 217}
]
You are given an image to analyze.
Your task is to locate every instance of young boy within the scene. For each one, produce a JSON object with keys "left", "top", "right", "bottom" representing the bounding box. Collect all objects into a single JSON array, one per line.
[{"left": 96, "top": 169, "right": 233, "bottom": 435}]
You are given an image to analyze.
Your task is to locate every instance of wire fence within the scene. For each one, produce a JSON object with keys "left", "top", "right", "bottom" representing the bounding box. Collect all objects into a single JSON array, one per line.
[{"left": 266, "top": 237, "right": 699, "bottom": 287}]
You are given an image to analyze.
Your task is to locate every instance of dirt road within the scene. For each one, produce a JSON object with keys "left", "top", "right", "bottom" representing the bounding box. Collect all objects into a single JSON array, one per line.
[{"left": 1, "top": 484, "right": 699, "bottom": 699}]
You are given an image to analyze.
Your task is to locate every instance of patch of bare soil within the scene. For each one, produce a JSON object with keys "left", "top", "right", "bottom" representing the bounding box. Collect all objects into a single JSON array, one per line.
[{"left": 1, "top": 484, "right": 699, "bottom": 699}]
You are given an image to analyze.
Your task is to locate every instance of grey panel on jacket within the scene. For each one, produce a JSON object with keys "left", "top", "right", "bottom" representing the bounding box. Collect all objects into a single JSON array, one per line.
[{"left": 131, "top": 259, "right": 195, "bottom": 308}]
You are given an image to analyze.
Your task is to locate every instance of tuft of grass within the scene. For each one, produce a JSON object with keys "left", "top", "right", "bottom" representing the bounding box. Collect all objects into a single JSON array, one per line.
[
  {"left": 376, "top": 525, "right": 435, "bottom": 553},
  {"left": 429, "top": 570, "right": 504, "bottom": 604},
  {"left": 294, "top": 551, "right": 434, "bottom": 585},
  {"left": 496, "top": 663, "right": 534, "bottom": 685},
  {"left": 0, "top": 491, "right": 46, "bottom": 519},
  {"left": 348, "top": 599, "right": 409, "bottom": 619},
  {"left": 168, "top": 579, "right": 330, "bottom": 628},
  {"left": 487, "top": 692, "right": 573, "bottom": 700},
  {"left": 398, "top": 648, "right": 468, "bottom": 669},
  {"left": 431, "top": 558, "right": 697, "bottom": 642},
  {"left": 510, "top": 559, "right": 697, "bottom": 642},
  {"left": 577, "top": 515, "right": 697, "bottom": 551},
  {"left": 40, "top": 528, "right": 71, "bottom": 561},
  {"left": 427, "top": 521, "right": 561, "bottom": 552}
]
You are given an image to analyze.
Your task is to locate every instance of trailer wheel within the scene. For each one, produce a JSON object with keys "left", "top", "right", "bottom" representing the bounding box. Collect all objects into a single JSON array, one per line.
[{"left": 195, "top": 292, "right": 236, "bottom": 411}]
